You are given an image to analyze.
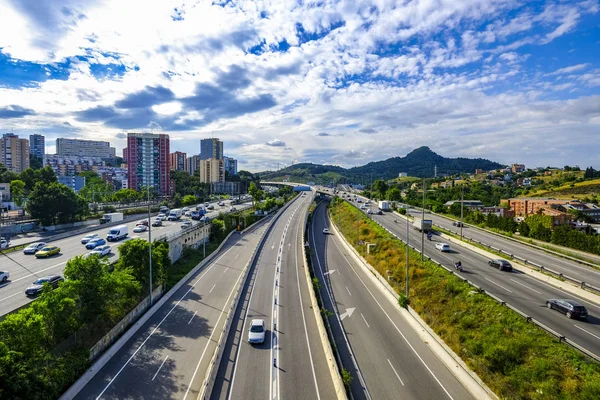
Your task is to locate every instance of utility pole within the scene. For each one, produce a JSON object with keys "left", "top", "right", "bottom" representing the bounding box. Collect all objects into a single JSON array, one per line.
[
  {"left": 421, "top": 179, "right": 425, "bottom": 261},
  {"left": 406, "top": 206, "right": 409, "bottom": 297},
  {"left": 460, "top": 184, "right": 464, "bottom": 241},
  {"left": 147, "top": 170, "right": 153, "bottom": 306}
]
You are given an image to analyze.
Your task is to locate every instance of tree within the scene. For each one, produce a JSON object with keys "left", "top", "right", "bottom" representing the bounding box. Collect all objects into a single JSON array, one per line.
[
  {"left": 116, "top": 239, "right": 170, "bottom": 292},
  {"left": 372, "top": 180, "right": 388, "bottom": 200},
  {"left": 29, "top": 154, "right": 43, "bottom": 170},
  {"left": 37, "top": 165, "right": 57, "bottom": 185},
  {"left": 182, "top": 194, "right": 198, "bottom": 206},
  {"left": 9, "top": 180, "right": 26, "bottom": 207},
  {"left": 18, "top": 168, "right": 37, "bottom": 192},
  {"left": 0, "top": 163, "right": 17, "bottom": 183},
  {"left": 386, "top": 187, "right": 402, "bottom": 202},
  {"left": 248, "top": 182, "right": 264, "bottom": 208},
  {"left": 26, "top": 182, "right": 88, "bottom": 226},
  {"left": 112, "top": 188, "right": 141, "bottom": 204}
]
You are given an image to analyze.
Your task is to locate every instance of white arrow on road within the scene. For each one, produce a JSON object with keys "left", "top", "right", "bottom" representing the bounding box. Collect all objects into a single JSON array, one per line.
[
  {"left": 271, "top": 242, "right": 275, "bottom": 250},
  {"left": 340, "top": 307, "right": 356, "bottom": 321},
  {"left": 323, "top": 269, "right": 337, "bottom": 276}
]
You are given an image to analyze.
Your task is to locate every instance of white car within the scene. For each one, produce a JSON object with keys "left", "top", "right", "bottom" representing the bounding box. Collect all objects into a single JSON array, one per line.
[
  {"left": 435, "top": 243, "right": 451, "bottom": 252},
  {"left": 81, "top": 233, "right": 100, "bottom": 244},
  {"left": 0, "top": 270, "right": 9, "bottom": 283},
  {"left": 181, "top": 221, "right": 193, "bottom": 229},
  {"left": 322, "top": 228, "right": 330, "bottom": 234},
  {"left": 360, "top": 204, "right": 367, "bottom": 209},
  {"left": 0, "top": 239, "right": 8, "bottom": 249},
  {"left": 133, "top": 225, "right": 148, "bottom": 233},
  {"left": 366, "top": 209, "right": 373, "bottom": 214},
  {"left": 218, "top": 201, "right": 225, "bottom": 206},
  {"left": 89, "top": 245, "right": 111, "bottom": 257},
  {"left": 23, "top": 242, "right": 47, "bottom": 254},
  {"left": 157, "top": 213, "right": 167, "bottom": 219},
  {"left": 184, "top": 211, "right": 192, "bottom": 217},
  {"left": 182, "top": 207, "right": 189, "bottom": 212},
  {"left": 248, "top": 319, "right": 266, "bottom": 344}
]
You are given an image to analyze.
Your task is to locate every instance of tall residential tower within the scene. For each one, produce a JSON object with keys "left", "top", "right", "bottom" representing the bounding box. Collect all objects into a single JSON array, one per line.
[{"left": 125, "top": 133, "right": 170, "bottom": 195}]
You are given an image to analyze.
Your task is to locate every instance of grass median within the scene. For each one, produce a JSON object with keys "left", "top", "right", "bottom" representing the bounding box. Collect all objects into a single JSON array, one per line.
[{"left": 329, "top": 198, "right": 600, "bottom": 400}]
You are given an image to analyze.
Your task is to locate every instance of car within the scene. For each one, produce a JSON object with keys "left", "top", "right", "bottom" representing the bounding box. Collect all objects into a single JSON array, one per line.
[
  {"left": 367, "top": 209, "right": 373, "bottom": 214},
  {"left": 218, "top": 201, "right": 225, "bottom": 206},
  {"left": 133, "top": 225, "right": 148, "bottom": 233},
  {"left": 182, "top": 207, "right": 189, "bottom": 212},
  {"left": 157, "top": 213, "right": 167, "bottom": 219},
  {"left": 23, "top": 242, "right": 48, "bottom": 254},
  {"left": 89, "top": 245, "right": 111, "bottom": 257},
  {"left": 323, "top": 228, "right": 330, "bottom": 234},
  {"left": 152, "top": 219, "right": 163, "bottom": 227},
  {"left": 81, "top": 233, "right": 100, "bottom": 244},
  {"left": 35, "top": 246, "right": 60, "bottom": 258},
  {"left": 137, "top": 220, "right": 149, "bottom": 226},
  {"left": 181, "top": 221, "right": 193, "bottom": 229},
  {"left": 357, "top": 199, "right": 363, "bottom": 203},
  {"left": 452, "top": 221, "right": 464, "bottom": 227},
  {"left": 0, "top": 271, "right": 9, "bottom": 283},
  {"left": 248, "top": 319, "right": 266, "bottom": 344},
  {"left": 0, "top": 238, "right": 9, "bottom": 249},
  {"left": 435, "top": 243, "right": 451, "bottom": 252},
  {"left": 184, "top": 211, "right": 192, "bottom": 217},
  {"left": 25, "top": 275, "right": 63, "bottom": 297},
  {"left": 85, "top": 238, "right": 106, "bottom": 249},
  {"left": 207, "top": 204, "right": 214, "bottom": 210},
  {"left": 204, "top": 202, "right": 209, "bottom": 207},
  {"left": 546, "top": 299, "right": 588, "bottom": 320},
  {"left": 376, "top": 210, "right": 383, "bottom": 215},
  {"left": 230, "top": 207, "right": 237, "bottom": 212},
  {"left": 360, "top": 204, "right": 367, "bottom": 210},
  {"left": 488, "top": 259, "right": 513, "bottom": 272},
  {"left": 200, "top": 216, "right": 210, "bottom": 223}
]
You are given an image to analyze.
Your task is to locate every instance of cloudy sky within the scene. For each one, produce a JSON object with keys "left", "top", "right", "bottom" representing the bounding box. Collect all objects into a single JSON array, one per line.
[{"left": 0, "top": 0, "right": 599, "bottom": 172}]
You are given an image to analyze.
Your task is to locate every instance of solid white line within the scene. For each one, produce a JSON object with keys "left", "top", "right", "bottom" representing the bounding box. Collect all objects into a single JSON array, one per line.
[
  {"left": 484, "top": 277, "right": 513, "bottom": 293},
  {"left": 387, "top": 359, "right": 405, "bottom": 386},
  {"left": 331, "top": 238, "right": 455, "bottom": 400},
  {"left": 209, "top": 284, "right": 216, "bottom": 293},
  {"left": 573, "top": 325, "right": 600, "bottom": 341},
  {"left": 95, "top": 245, "right": 234, "bottom": 400},
  {"left": 346, "top": 286, "right": 352, "bottom": 296},
  {"left": 188, "top": 311, "right": 197, "bottom": 325},
  {"left": 361, "top": 313, "right": 370, "bottom": 328},
  {"left": 510, "top": 279, "right": 542, "bottom": 294},
  {"left": 151, "top": 355, "right": 169, "bottom": 381},
  {"left": 223, "top": 267, "right": 229, "bottom": 274}
]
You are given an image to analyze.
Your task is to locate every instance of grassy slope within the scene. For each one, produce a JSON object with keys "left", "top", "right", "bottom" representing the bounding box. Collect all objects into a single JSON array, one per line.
[
  {"left": 528, "top": 178, "right": 600, "bottom": 199},
  {"left": 329, "top": 199, "right": 600, "bottom": 400}
]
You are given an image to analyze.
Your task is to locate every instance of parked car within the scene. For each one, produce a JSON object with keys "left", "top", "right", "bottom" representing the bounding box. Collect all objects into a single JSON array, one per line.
[
  {"left": 546, "top": 299, "right": 588, "bottom": 320},
  {"left": 488, "top": 259, "right": 513, "bottom": 272},
  {"left": 35, "top": 246, "right": 60, "bottom": 258},
  {"left": 248, "top": 319, "right": 266, "bottom": 344},
  {"left": 81, "top": 233, "right": 100, "bottom": 244},
  {"left": 0, "top": 271, "right": 9, "bottom": 283},
  {"left": 89, "top": 245, "right": 111, "bottom": 257},
  {"left": 435, "top": 243, "right": 451, "bottom": 252},
  {"left": 323, "top": 228, "right": 330, "bottom": 234},
  {"left": 25, "top": 275, "right": 64, "bottom": 296},
  {"left": 137, "top": 220, "right": 149, "bottom": 227},
  {"left": 133, "top": 225, "right": 148, "bottom": 233},
  {"left": 86, "top": 238, "right": 106, "bottom": 249},
  {"left": 181, "top": 221, "right": 193, "bottom": 229},
  {"left": 23, "top": 242, "right": 47, "bottom": 254},
  {"left": 152, "top": 218, "right": 163, "bottom": 227}
]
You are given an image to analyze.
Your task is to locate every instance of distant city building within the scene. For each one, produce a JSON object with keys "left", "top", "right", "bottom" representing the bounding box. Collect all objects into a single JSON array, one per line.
[
  {"left": 29, "top": 134, "right": 45, "bottom": 159},
  {"left": 122, "top": 147, "right": 128, "bottom": 163},
  {"left": 169, "top": 151, "right": 187, "bottom": 171},
  {"left": 1, "top": 133, "right": 30, "bottom": 173},
  {"left": 58, "top": 175, "right": 86, "bottom": 192},
  {"left": 212, "top": 181, "right": 240, "bottom": 194},
  {"left": 0, "top": 182, "right": 11, "bottom": 202},
  {"left": 224, "top": 156, "right": 238, "bottom": 176},
  {"left": 56, "top": 138, "right": 116, "bottom": 159},
  {"left": 125, "top": 132, "right": 170, "bottom": 195},
  {"left": 44, "top": 154, "right": 106, "bottom": 176},
  {"left": 475, "top": 169, "right": 485, "bottom": 174},
  {"left": 186, "top": 155, "right": 201, "bottom": 176},
  {"left": 398, "top": 172, "right": 407, "bottom": 177},
  {"left": 96, "top": 166, "right": 128, "bottom": 190},
  {"left": 511, "top": 164, "right": 526, "bottom": 173},
  {"left": 200, "top": 138, "right": 223, "bottom": 160},
  {"left": 198, "top": 158, "right": 224, "bottom": 183}
]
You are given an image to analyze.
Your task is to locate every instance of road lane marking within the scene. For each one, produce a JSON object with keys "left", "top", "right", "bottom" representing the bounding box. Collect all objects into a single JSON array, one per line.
[
  {"left": 151, "top": 355, "right": 169, "bottom": 381},
  {"left": 573, "top": 325, "right": 600, "bottom": 341},
  {"left": 223, "top": 267, "right": 229, "bottom": 274},
  {"left": 484, "top": 277, "right": 513, "bottom": 293},
  {"left": 510, "top": 279, "right": 542, "bottom": 294},
  {"left": 188, "top": 311, "right": 197, "bottom": 325},
  {"left": 0, "top": 292, "right": 20, "bottom": 302},
  {"left": 209, "top": 284, "right": 216, "bottom": 294},
  {"left": 361, "top": 313, "right": 370, "bottom": 328},
  {"left": 346, "top": 286, "right": 352, "bottom": 296},
  {"left": 387, "top": 359, "right": 405, "bottom": 386},
  {"left": 235, "top": 253, "right": 240, "bottom": 259}
]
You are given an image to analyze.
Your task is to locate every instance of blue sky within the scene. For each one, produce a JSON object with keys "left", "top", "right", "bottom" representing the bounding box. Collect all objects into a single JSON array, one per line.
[{"left": 0, "top": 0, "right": 599, "bottom": 171}]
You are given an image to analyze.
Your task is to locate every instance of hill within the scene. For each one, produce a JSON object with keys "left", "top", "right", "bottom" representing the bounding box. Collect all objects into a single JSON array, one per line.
[{"left": 258, "top": 146, "right": 503, "bottom": 184}]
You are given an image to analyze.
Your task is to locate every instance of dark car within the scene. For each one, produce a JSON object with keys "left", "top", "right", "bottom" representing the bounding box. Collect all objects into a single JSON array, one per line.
[
  {"left": 488, "top": 259, "right": 513, "bottom": 272},
  {"left": 546, "top": 299, "right": 588, "bottom": 320},
  {"left": 25, "top": 275, "right": 64, "bottom": 297},
  {"left": 376, "top": 210, "right": 383, "bottom": 215},
  {"left": 452, "top": 221, "right": 463, "bottom": 227}
]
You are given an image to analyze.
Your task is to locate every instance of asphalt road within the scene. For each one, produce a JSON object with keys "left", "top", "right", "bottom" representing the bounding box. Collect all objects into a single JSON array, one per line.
[
  {"left": 310, "top": 200, "right": 476, "bottom": 400},
  {"left": 355, "top": 200, "right": 600, "bottom": 359},
  {"left": 0, "top": 200, "right": 251, "bottom": 317},
  {"left": 212, "top": 191, "right": 337, "bottom": 400},
  {"left": 73, "top": 218, "right": 268, "bottom": 400}
]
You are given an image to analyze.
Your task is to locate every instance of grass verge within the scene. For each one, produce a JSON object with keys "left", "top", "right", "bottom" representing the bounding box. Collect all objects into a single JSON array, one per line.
[{"left": 330, "top": 198, "right": 600, "bottom": 400}]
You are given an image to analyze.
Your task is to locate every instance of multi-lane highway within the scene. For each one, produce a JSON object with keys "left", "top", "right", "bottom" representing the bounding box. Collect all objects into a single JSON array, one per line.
[
  {"left": 73, "top": 215, "right": 269, "bottom": 400},
  {"left": 310, "top": 200, "right": 476, "bottom": 400},
  {"left": 0, "top": 200, "right": 250, "bottom": 317},
  {"left": 212, "top": 191, "right": 337, "bottom": 400}
]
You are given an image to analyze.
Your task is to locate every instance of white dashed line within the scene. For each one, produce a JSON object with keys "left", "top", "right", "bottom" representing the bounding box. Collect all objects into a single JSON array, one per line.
[
  {"left": 510, "top": 279, "right": 542, "bottom": 294},
  {"left": 484, "top": 277, "right": 513, "bottom": 293},
  {"left": 387, "top": 359, "right": 405, "bottom": 386},
  {"left": 573, "top": 325, "right": 600, "bottom": 341},
  {"left": 361, "top": 313, "right": 370, "bottom": 328},
  {"left": 188, "top": 311, "right": 197, "bottom": 325},
  {"left": 151, "top": 355, "right": 169, "bottom": 381}
]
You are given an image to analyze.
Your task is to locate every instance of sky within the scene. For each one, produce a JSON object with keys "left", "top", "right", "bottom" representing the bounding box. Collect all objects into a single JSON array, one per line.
[{"left": 0, "top": 0, "right": 599, "bottom": 172}]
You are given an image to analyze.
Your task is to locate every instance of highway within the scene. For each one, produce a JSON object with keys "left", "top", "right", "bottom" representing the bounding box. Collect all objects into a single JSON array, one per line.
[
  {"left": 212, "top": 191, "right": 337, "bottom": 400},
  {"left": 0, "top": 200, "right": 250, "bottom": 317},
  {"left": 73, "top": 216, "right": 268, "bottom": 400},
  {"left": 310, "top": 200, "right": 476, "bottom": 400}
]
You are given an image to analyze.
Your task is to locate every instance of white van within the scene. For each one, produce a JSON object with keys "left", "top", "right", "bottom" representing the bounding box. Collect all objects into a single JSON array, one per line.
[
  {"left": 168, "top": 208, "right": 183, "bottom": 221},
  {"left": 107, "top": 225, "right": 129, "bottom": 241}
]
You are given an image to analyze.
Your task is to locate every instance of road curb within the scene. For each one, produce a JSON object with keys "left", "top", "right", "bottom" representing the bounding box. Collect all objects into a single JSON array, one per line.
[{"left": 329, "top": 215, "right": 498, "bottom": 400}]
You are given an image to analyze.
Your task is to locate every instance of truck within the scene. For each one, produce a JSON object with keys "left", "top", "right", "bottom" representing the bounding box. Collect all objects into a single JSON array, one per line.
[
  {"left": 412, "top": 217, "right": 433, "bottom": 232},
  {"left": 100, "top": 212, "right": 124, "bottom": 224},
  {"left": 106, "top": 225, "right": 128, "bottom": 241},
  {"left": 168, "top": 208, "right": 183, "bottom": 221},
  {"left": 378, "top": 201, "right": 391, "bottom": 211}
]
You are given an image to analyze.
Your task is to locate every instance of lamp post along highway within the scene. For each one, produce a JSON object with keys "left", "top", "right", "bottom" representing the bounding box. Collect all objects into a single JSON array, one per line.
[
  {"left": 147, "top": 172, "right": 153, "bottom": 306},
  {"left": 460, "top": 184, "right": 464, "bottom": 241},
  {"left": 406, "top": 206, "right": 409, "bottom": 297},
  {"left": 421, "top": 179, "right": 425, "bottom": 261}
]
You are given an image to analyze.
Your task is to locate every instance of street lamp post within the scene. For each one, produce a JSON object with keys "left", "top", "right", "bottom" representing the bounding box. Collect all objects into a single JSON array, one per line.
[
  {"left": 406, "top": 206, "right": 409, "bottom": 297},
  {"left": 147, "top": 173, "right": 153, "bottom": 306},
  {"left": 421, "top": 179, "right": 425, "bottom": 261},
  {"left": 460, "top": 184, "right": 464, "bottom": 241}
]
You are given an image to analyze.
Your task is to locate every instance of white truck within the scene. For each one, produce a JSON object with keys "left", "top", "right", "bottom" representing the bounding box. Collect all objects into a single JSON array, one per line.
[
  {"left": 378, "top": 201, "right": 391, "bottom": 211},
  {"left": 107, "top": 225, "right": 128, "bottom": 241},
  {"left": 100, "top": 212, "right": 124, "bottom": 224},
  {"left": 412, "top": 217, "right": 433, "bottom": 232},
  {"left": 168, "top": 208, "right": 183, "bottom": 221}
]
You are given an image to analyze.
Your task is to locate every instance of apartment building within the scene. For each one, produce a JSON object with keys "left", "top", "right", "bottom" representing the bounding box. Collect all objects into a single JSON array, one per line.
[
  {"left": 44, "top": 154, "right": 105, "bottom": 176},
  {"left": 511, "top": 164, "right": 525, "bottom": 173},
  {"left": 198, "top": 158, "right": 224, "bottom": 183},
  {"left": 224, "top": 156, "right": 238, "bottom": 176},
  {"left": 200, "top": 138, "right": 223, "bottom": 160},
  {"left": 56, "top": 138, "right": 116, "bottom": 158},
  {"left": 1, "top": 133, "right": 30, "bottom": 173},
  {"left": 186, "top": 155, "right": 201, "bottom": 176},
  {"left": 169, "top": 151, "right": 187, "bottom": 171},
  {"left": 504, "top": 198, "right": 582, "bottom": 216},
  {"left": 125, "top": 132, "right": 170, "bottom": 195},
  {"left": 29, "top": 134, "right": 45, "bottom": 159}
]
